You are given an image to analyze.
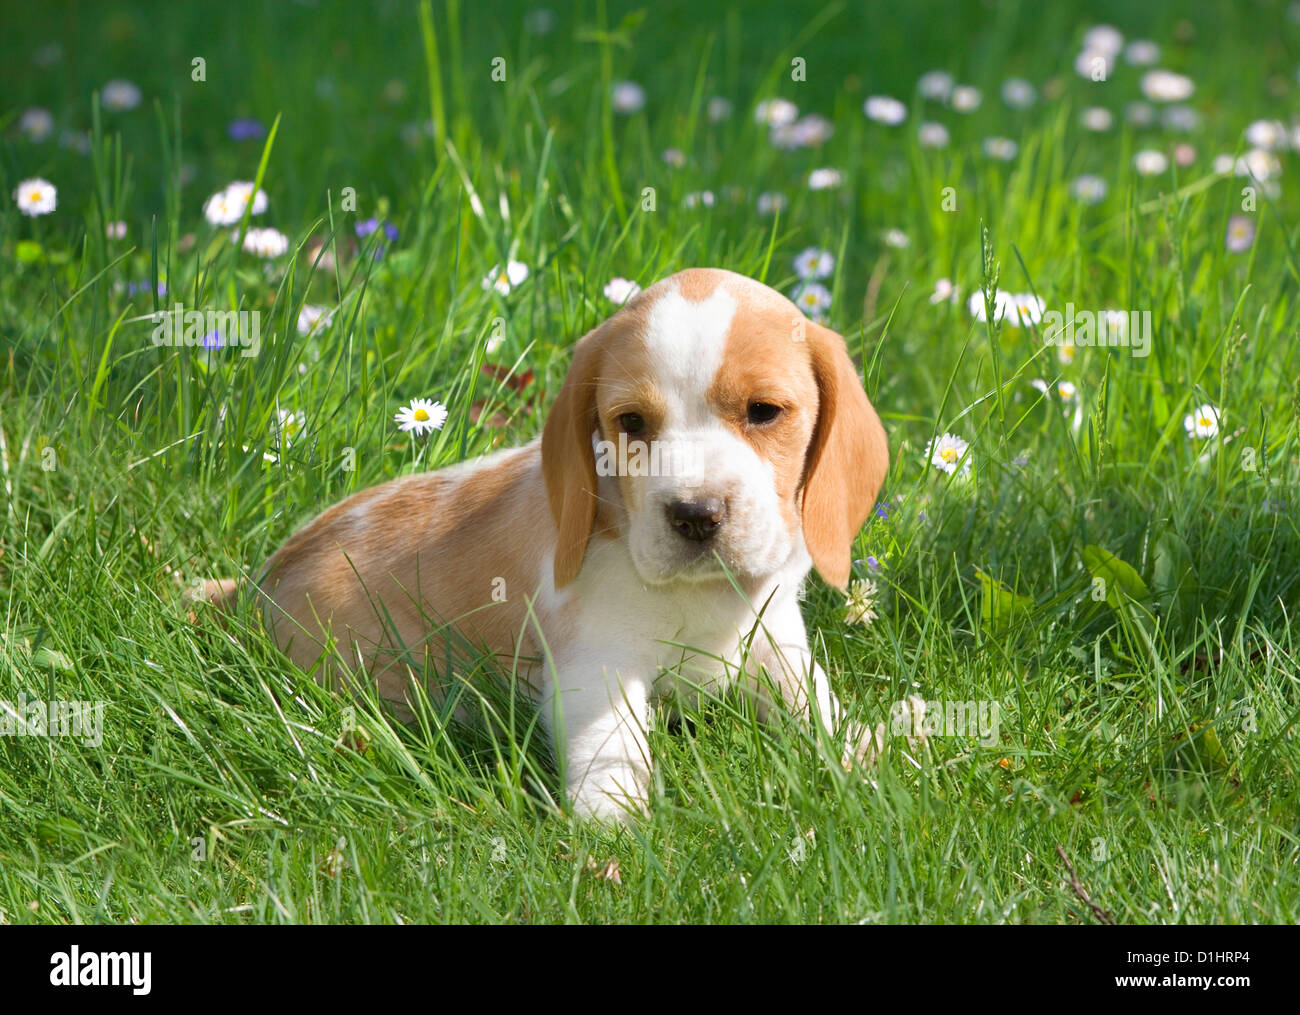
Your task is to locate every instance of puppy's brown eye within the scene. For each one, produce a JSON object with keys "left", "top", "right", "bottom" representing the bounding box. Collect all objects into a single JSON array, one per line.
[
  {"left": 618, "top": 413, "right": 647, "bottom": 435},
  {"left": 747, "top": 402, "right": 782, "bottom": 425}
]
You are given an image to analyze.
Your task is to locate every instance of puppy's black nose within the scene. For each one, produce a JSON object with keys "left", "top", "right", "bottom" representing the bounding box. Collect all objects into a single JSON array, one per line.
[{"left": 667, "top": 498, "right": 726, "bottom": 542}]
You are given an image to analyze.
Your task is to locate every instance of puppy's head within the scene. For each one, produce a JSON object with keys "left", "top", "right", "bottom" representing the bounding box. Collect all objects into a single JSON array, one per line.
[{"left": 542, "top": 268, "right": 888, "bottom": 590}]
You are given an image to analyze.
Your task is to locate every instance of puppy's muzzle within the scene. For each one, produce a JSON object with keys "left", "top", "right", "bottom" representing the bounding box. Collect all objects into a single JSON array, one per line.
[{"left": 667, "top": 498, "right": 726, "bottom": 542}]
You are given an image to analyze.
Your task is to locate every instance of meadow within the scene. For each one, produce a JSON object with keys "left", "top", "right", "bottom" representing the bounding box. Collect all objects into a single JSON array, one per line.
[{"left": 1, "top": 0, "right": 1298, "bottom": 924}]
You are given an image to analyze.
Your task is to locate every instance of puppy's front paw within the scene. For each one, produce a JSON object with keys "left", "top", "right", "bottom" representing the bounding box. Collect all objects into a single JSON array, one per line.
[{"left": 841, "top": 719, "right": 887, "bottom": 771}]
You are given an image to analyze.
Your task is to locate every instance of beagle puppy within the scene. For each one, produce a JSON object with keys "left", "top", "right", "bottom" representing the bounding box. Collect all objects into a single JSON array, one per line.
[{"left": 228, "top": 268, "right": 889, "bottom": 820}]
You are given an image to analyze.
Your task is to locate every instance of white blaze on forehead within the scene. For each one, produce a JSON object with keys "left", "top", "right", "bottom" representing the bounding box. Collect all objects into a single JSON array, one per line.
[{"left": 643, "top": 283, "right": 736, "bottom": 427}]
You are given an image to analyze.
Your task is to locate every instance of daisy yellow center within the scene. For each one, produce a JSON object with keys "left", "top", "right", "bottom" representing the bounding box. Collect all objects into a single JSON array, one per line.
[
  {"left": 414, "top": 408, "right": 429, "bottom": 422},
  {"left": 1199, "top": 415, "right": 1213, "bottom": 427},
  {"left": 940, "top": 448, "right": 959, "bottom": 462},
  {"left": 31, "top": 190, "right": 42, "bottom": 201}
]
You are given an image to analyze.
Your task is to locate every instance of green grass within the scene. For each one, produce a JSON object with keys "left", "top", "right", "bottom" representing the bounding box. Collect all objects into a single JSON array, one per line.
[{"left": 1, "top": 0, "right": 1298, "bottom": 923}]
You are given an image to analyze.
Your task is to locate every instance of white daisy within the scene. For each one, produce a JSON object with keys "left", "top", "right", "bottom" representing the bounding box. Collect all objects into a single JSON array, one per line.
[
  {"left": 13, "top": 177, "right": 57, "bottom": 216},
  {"left": 105, "top": 220, "right": 127, "bottom": 239},
  {"left": 1101, "top": 310, "right": 1130, "bottom": 339},
  {"left": 223, "top": 184, "right": 269, "bottom": 218},
  {"left": 794, "top": 247, "right": 835, "bottom": 280},
  {"left": 1134, "top": 150, "right": 1169, "bottom": 176},
  {"left": 482, "top": 260, "right": 529, "bottom": 296},
  {"left": 1124, "top": 40, "right": 1161, "bottom": 65},
  {"left": 1125, "top": 102, "right": 1156, "bottom": 128},
  {"left": 1162, "top": 105, "right": 1200, "bottom": 132},
  {"left": 918, "top": 121, "right": 950, "bottom": 148},
  {"left": 926, "top": 432, "right": 970, "bottom": 475},
  {"left": 611, "top": 81, "right": 646, "bottom": 114},
  {"left": 968, "top": 289, "right": 1016, "bottom": 324},
  {"left": 1245, "top": 119, "right": 1288, "bottom": 151},
  {"left": 661, "top": 147, "right": 686, "bottom": 167},
  {"left": 1235, "top": 149, "right": 1282, "bottom": 182},
  {"left": 1183, "top": 403, "right": 1220, "bottom": 439},
  {"left": 982, "top": 136, "right": 1018, "bottom": 161},
  {"left": 845, "top": 579, "right": 880, "bottom": 625},
  {"left": 683, "top": 190, "right": 715, "bottom": 209},
  {"left": 1056, "top": 380, "right": 1077, "bottom": 401},
  {"left": 755, "top": 98, "right": 799, "bottom": 127},
  {"left": 864, "top": 95, "right": 907, "bottom": 125},
  {"left": 792, "top": 282, "right": 832, "bottom": 321},
  {"left": 756, "top": 191, "right": 787, "bottom": 215},
  {"left": 768, "top": 122, "right": 800, "bottom": 150},
  {"left": 882, "top": 229, "right": 910, "bottom": 249},
  {"left": 1010, "top": 293, "right": 1045, "bottom": 326},
  {"left": 950, "top": 85, "right": 982, "bottom": 112},
  {"left": 930, "top": 278, "right": 960, "bottom": 305},
  {"left": 1082, "top": 24, "right": 1125, "bottom": 55},
  {"left": 1080, "top": 107, "right": 1114, "bottom": 132},
  {"left": 807, "top": 167, "right": 843, "bottom": 190},
  {"left": 101, "top": 79, "right": 142, "bottom": 111},
  {"left": 19, "top": 107, "right": 54, "bottom": 142},
  {"left": 917, "top": 70, "right": 954, "bottom": 102},
  {"left": 1141, "top": 69, "right": 1195, "bottom": 102},
  {"left": 788, "top": 114, "right": 833, "bottom": 147},
  {"left": 274, "top": 410, "right": 305, "bottom": 451},
  {"left": 395, "top": 398, "right": 449, "bottom": 435},
  {"left": 707, "top": 96, "right": 733, "bottom": 122},
  {"left": 203, "top": 181, "right": 269, "bottom": 226},
  {"left": 297, "top": 304, "right": 335, "bottom": 336},
  {"left": 1001, "top": 78, "right": 1036, "bottom": 109},
  {"left": 240, "top": 227, "right": 289, "bottom": 258},
  {"left": 1225, "top": 215, "right": 1256, "bottom": 253},
  {"left": 1071, "top": 174, "right": 1108, "bottom": 205},
  {"left": 603, "top": 277, "right": 642, "bottom": 305}
]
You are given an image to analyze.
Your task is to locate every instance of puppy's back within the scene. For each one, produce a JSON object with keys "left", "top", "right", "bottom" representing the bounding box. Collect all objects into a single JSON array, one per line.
[{"left": 259, "top": 439, "right": 553, "bottom": 703}]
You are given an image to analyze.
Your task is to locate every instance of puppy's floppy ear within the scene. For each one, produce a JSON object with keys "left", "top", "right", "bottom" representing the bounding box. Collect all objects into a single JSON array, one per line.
[
  {"left": 800, "top": 321, "right": 889, "bottom": 589},
  {"left": 542, "top": 323, "right": 607, "bottom": 587}
]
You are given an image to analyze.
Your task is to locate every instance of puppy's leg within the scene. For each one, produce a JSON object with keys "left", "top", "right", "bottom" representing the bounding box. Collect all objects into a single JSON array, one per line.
[
  {"left": 542, "top": 667, "right": 652, "bottom": 821},
  {"left": 743, "top": 600, "right": 885, "bottom": 768}
]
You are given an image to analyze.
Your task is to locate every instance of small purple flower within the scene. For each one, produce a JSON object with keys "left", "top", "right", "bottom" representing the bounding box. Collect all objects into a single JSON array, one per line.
[
  {"left": 126, "top": 279, "right": 167, "bottom": 297},
  {"left": 227, "top": 117, "right": 267, "bottom": 142},
  {"left": 355, "top": 218, "right": 398, "bottom": 240},
  {"left": 201, "top": 329, "right": 223, "bottom": 350},
  {"left": 874, "top": 501, "right": 891, "bottom": 519},
  {"left": 355, "top": 218, "right": 400, "bottom": 258},
  {"left": 865, "top": 555, "right": 881, "bottom": 573},
  {"left": 1011, "top": 454, "right": 1029, "bottom": 469}
]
